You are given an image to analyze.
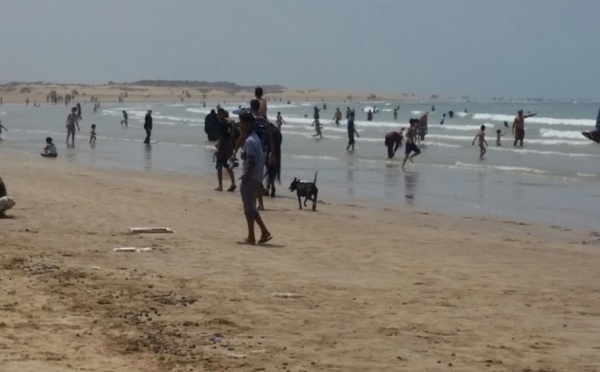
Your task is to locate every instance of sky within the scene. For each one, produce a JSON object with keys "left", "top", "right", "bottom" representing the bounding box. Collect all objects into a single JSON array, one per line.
[{"left": 0, "top": 0, "right": 598, "bottom": 100}]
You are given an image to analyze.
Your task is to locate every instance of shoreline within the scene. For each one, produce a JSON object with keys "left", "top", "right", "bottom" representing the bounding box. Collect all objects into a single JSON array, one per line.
[{"left": 1, "top": 152, "right": 600, "bottom": 371}]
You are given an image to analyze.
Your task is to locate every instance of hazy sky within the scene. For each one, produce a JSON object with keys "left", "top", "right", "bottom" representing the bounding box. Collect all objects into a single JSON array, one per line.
[{"left": 1, "top": 0, "right": 598, "bottom": 99}]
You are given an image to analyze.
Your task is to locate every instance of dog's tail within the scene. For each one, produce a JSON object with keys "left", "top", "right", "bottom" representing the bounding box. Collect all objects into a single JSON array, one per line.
[{"left": 313, "top": 171, "right": 318, "bottom": 185}]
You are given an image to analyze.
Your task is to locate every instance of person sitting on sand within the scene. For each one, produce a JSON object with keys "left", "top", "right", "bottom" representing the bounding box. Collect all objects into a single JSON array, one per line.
[
  {"left": 0, "top": 176, "right": 16, "bottom": 218},
  {"left": 41, "top": 137, "right": 57, "bottom": 158},
  {"left": 0, "top": 120, "right": 7, "bottom": 140}
]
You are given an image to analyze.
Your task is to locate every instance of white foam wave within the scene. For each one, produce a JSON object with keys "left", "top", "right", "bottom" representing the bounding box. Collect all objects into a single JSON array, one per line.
[
  {"left": 287, "top": 154, "right": 339, "bottom": 161},
  {"left": 472, "top": 113, "right": 595, "bottom": 126},
  {"left": 539, "top": 128, "right": 587, "bottom": 139},
  {"left": 456, "top": 112, "right": 469, "bottom": 117},
  {"left": 427, "top": 134, "right": 589, "bottom": 146},
  {"left": 454, "top": 162, "right": 550, "bottom": 174},
  {"left": 578, "top": 173, "right": 596, "bottom": 177},
  {"left": 489, "top": 146, "right": 599, "bottom": 158},
  {"left": 441, "top": 124, "right": 495, "bottom": 131},
  {"left": 411, "top": 111, "right": 422, "bottom": 115}
]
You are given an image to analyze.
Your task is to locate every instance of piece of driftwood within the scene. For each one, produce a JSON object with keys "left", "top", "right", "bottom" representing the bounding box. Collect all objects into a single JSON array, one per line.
[{"left": 128, "top": 227, "right": 173, "bottom": 234}]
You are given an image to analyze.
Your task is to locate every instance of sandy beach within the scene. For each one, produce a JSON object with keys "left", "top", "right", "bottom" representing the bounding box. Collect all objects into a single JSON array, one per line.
[
  {"left": 0, "top": 152, "right": 598, "bottom": 371},
  {"left": 0, "top": 82, "right": 423, "bottom": 106}
]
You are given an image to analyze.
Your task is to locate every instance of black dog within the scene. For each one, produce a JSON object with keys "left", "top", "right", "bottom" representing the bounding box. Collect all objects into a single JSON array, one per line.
[{"left": 289, "top": 172, "right": 318, "bottom": 211}]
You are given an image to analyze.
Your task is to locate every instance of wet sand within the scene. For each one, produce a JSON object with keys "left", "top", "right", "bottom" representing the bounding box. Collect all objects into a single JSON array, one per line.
[{"left": 0, "top": 152, "right": 599, "bottom": 371}]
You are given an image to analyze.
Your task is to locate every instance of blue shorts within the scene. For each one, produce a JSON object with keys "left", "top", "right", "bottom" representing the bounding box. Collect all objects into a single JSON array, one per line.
[{"left": 405, "top": 142, "right": 421, "bottom": 156}]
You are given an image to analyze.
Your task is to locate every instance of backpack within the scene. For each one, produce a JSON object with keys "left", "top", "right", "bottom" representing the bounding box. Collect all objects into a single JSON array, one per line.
[{"left": 254, "top": 117, "right": 268, "bottom": 152}]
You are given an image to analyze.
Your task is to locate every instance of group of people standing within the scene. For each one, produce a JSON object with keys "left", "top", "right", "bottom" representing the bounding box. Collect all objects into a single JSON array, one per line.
[{"left": 207, "top": 87, "right": 280, "bottom": 245}]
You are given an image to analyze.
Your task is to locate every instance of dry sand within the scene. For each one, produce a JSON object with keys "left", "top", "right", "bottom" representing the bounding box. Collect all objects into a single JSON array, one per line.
[
  {"left": 0, "top": 83, "right": 423, "bottom": 105},
  {"left": 0, "top": 153, "right": 599, "bottom": 372}
]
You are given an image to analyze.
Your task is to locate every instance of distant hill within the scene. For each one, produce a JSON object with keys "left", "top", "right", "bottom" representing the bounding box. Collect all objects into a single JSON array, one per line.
[{"left": 124, "top": 80, "right": 286, "bottom": 94}]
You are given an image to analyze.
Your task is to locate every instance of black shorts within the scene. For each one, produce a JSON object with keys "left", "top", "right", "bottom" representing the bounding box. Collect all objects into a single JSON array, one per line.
[
  {"left": 215, "top": 154, "right": 231, "bottom": 170},
  {"left": 405, "top": 142, "right": 421, "bottom": 156}
]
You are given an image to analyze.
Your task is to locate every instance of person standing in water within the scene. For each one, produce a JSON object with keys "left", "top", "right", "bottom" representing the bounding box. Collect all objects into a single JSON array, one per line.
[
  {"left": 65, "top": 107, "right": 80, "bottom": 146},
  {"left": 346, "top": 112, "right": 359, "bottom": 151},
  {"left": 393, "top": 108, "right": 398, "bottom": 120},
  {"left": 121, "top": 110, "right": 128, "bottom": 127},
  {"left": 275, "top": 111, "right": 286, "bottom": 130},
  {"left": 0, "top": 120, "right": 8, "bottom": 140},
  {"left": 143, "top": 110, "right": 153, "bottom": 144},
  {"left": 384, "top": 129, "right": 404, "bottom": 159},
  {"left": 333, "top": 108, "right": 342, "bottom": 126},
  {"left": 512, "top": 109, "right": 536, "bottom": 147},
  {"left": 76, "top": 103, "right": 82, "bottom": 120},
  {"left": 255, "top": 87, "right": 268, "bottom": 118},
  {"left": 367, "top": 109, "right": 373, "bottom": 121},
  {"left": 402, "top": 120, "right": 421, "bottom": 169},
  {"left": 312, "top": 106, "right": 322, "bottom": 138},
  {"left": 472, "top": 125, "right": 488, "bottom": 159}
]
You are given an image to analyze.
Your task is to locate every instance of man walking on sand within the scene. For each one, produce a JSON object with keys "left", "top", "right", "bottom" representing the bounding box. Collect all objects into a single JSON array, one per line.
[
  {"left": 512, "top": 109, "right": 536, "bottom": 147},
  {"left": 144, "top": 110, "right": 153, "bottom": 144},
  {"left": 66, "top": 107, "right": 80, "bottom": 146},
  {"left": 238, "top": 113, "right": 272, "bottom": 245}
]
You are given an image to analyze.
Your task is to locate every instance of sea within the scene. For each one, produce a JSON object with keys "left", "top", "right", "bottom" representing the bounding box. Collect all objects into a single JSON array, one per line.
[{"left": 1, "top": 99, "right": 599, "bottom": 230}]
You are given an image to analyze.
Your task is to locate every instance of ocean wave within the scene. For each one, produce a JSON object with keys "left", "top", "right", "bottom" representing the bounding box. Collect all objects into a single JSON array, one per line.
[
  {"left": 426, "top": 134, "right": 589, "bottom": 146},
  {"left": 489, "top": 146, "right": 599, "bottom": 158},
  {"left": 286, "top": 154, "right": 339, "bottom": 161},
  {"left": 440, "top": 124, "right": 495, "bottom": 131},
  {"left": 538, "top": 128, "right": 587, "bottom": 139},
  {"left": 472, "top": 113, "right": 595, "bottom": 126},
  {"left": 454, "top": 161, "right": 550, "bottom": 174}
]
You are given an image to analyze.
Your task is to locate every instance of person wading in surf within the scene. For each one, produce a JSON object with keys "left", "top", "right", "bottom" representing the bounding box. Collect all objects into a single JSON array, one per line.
[{"left": 512, "top": 109, "right": 536, "bottom": 147}]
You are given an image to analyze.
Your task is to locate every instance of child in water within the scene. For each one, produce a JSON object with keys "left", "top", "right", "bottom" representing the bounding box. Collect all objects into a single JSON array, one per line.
[
  {"left": 472, "top": 125, "right": 488, "bottom": 159},
  {"left": 41, "top": 137, "right": 57, "bottom": 158},
  {"left": 496, "top": 129, "right": 505, "bottom": 146},
  {"left": 90, "top": 124, "right": 97, "bottom": 144}
]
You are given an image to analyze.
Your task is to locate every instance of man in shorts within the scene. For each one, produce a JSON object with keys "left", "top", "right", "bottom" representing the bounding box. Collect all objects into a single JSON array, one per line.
[
  {"left": 512, "top": 109, "right": 536, "bottom": 147},
  {"left": 238, "top": 113, "right": 272, "bottom": 245},
  {"left": 65, "top": 107, "right": 80, "bottom": 145},
  {"left": 214, "top": 108, "right": 236, "bottom": 192},
  {"left": 402, "top": 120, "right": 421, "bottom": 168}
]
